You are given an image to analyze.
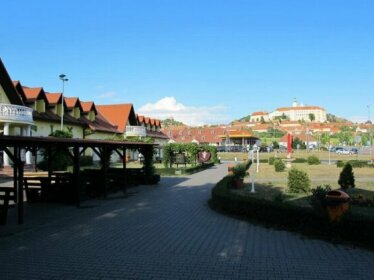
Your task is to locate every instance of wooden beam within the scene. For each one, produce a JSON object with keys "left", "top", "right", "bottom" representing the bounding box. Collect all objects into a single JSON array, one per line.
[{"left": 73, "top": 146, "right": 81, "bottom": 207}]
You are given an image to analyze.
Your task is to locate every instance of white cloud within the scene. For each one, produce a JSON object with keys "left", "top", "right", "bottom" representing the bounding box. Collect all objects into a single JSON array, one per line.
[{"left": 137, "top": 96, "right": 229, "bottom": 126}]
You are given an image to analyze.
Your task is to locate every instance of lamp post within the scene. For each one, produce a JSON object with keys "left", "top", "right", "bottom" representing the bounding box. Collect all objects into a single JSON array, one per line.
[
  {"left": 368, "top": 105, "right": 372, "bottom": 163},
  {"left": 59, "top": 74, "right": 68, "bottom": 130}
]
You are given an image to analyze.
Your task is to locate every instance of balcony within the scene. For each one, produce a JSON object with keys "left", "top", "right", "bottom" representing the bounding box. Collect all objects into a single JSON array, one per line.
[
  {"left": 125, "top": 126, "right": 147, "bottom": 137},
  {"left": 0, "top": 103, "right": 34, "bottom": 125}
]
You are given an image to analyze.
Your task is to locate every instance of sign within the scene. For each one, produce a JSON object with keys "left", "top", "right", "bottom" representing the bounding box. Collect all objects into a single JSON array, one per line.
[{"left": 198, "top": 151, "right": 211, "bottom": 163}]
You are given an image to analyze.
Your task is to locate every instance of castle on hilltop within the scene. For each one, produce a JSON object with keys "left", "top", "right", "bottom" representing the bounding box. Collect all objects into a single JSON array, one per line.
[{"left": 250, "top": 100, "right": 327, "bottom": 123}]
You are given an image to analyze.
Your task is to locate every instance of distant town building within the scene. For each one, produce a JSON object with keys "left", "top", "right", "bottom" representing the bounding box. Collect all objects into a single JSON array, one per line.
[{"left": 251, "top": 100, "right": 327, "bottom": 123}]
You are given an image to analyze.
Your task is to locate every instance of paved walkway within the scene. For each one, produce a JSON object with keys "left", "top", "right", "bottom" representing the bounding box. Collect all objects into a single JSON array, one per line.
[{"left": 1, "top": 164, "right": 374, "bottom": 279}]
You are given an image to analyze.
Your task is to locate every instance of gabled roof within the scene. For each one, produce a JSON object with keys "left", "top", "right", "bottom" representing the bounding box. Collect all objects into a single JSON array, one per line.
[
  {"left": 12, "top": 80, "right": 28, "bottom": 103},
  {"left": 79, "top": 111, "right": 119, "bottom": 134},
  {"left": 96, "top": 104, "right": 137, "bottom": 133},
  {"left": 64, "top": 97, "right": 82, "bottom": 110},
  {"left": 137, "top": 115, "right": 145, "bottom": 124},
  {"left": 45, "top": 92, "right": 62, "bottom": 105},
  {"left": 22, "top": 86, "right": 48, "bottom": 102},
  {"left": 0, "top": 59, "right": 24, "bottom": 105},
  {"left": 80, "top": 101, "right": 97, "bottom": 115}
]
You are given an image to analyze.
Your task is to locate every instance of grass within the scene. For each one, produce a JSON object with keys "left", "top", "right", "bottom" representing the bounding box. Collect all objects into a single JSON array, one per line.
[
  {"left": 227, "top": 159, "right": 374, "bottom": 215},
  {"left": 218, "top": 150, "right": 372, "bottom": 162}
]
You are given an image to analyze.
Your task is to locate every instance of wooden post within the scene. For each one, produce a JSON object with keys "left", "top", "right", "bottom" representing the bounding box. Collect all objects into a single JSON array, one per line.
[
  {"left": 13, "top": 147, "right": 18, "bottom": 202},
  {"left": 102, "top": 146, "right": 108, "bottom": 198},
  {"left": 15, "top": 147, "right": 24, "bottom": 224},
  {"left": 122, "top": 146, "right": 127, "bottom": 190},
  {"left": 73, "top": 146, "right": 81, "bottom": 207}
]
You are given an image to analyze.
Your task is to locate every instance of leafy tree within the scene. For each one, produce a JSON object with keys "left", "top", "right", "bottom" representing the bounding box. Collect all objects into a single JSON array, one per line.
[
  {"left": 292, "top": 137, "right": 306, "bottom": 149},
  {"left": 287, "top": 168, "right": 311, "bottom": 193},
  {"left": 336, "top": 131, "right": 354, "bottom": 145},
  {"left": 320, "top": 132, "right": 331, "bottom": 146},
  {"left": 162, "top": 118, "right": 184, "bottom": 127}
]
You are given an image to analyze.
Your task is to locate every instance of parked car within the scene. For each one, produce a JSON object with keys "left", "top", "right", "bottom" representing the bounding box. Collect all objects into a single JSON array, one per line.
[
  {"left": 350, "top": 148, "right": 359, "bottom": 154},
  {"left": 259, "top": 146, "right": 273, "bottom": 152},
  {"left": 333, "top": 147, "right": 344, "bottom": 153},
  {"left": 336, "top": 148, "right": 350, "bottom": 155}
]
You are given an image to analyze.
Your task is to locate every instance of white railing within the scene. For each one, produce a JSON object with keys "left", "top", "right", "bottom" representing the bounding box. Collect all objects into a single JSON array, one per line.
[
  {"left": 0, "top": 103, "right": 34, "bottom": 124},
  {"left": 125, "top": 126, "right": 147, "bottom": 137}
]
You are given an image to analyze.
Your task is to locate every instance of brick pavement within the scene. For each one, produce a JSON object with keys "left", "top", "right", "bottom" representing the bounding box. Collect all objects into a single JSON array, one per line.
[{"left": 0, "top": 164, "right": 374, "bottom": 279}]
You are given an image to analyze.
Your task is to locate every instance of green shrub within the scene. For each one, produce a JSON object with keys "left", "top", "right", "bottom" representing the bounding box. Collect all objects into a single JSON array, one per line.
[
  {"left": 293, "top": 158, "right": 307, "bottom": 163},
  {"left": 210, "top": 176, "right": 374, "bottom": 250},
  {"left": 338, "top": 163, "right": 355, "bottom": 189},
  {"left": 233, "top": 162, "right": 249, "bottom": 178},
  {"left": 310, "top": 185, "right": 332, "bottom": 211},
  {"left": 274, "top": 159, "right": 286, "bottom": 172},
  {"left": 336, "top": 160, "right": 344, "bottom": 168},
  {"left": 307, "top": 155, "right": 320, "bottom": 165},
  {"left": 287, "top": 168, "right": 311, "bottom": 193},
  {"left": 268, "top": 156, "right": 276, "bottom": 165},
  {"left": 80, "top": 156, "right": 93, "bottom": 166}
]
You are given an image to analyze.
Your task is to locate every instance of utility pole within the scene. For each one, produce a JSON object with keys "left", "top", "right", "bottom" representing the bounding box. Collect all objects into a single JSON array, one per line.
[{"left": 368, "top": 105, "right": 372, "bottom": 163}]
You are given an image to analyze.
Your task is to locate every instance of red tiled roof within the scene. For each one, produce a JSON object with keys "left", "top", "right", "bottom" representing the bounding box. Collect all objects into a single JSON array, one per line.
[
  {"left": 251, "top": 111, "right": 268, "bottom": 116},
  {"left": 277, "top": 106, "right": 325, "bottom": 112},
  {"left": 279, "top": 133, "right": 316, "bottom": 142},
  {"left": 45, "top": 93, "right": 62, "bottom": 105},
  {"left": 64, "top": 97, "right": 79, "bottom": 109},
  {"left": 138, "top": 115, "right": 145, "bottom": 123},
  {"left": 80, "top": 101, "right": 96, "bottom": 114},
  {"left": 96, "top": 104, "right": 136, "bottom": 133},
  {"left": 22, "top": 86, "right": 43, "bottom": 101}
]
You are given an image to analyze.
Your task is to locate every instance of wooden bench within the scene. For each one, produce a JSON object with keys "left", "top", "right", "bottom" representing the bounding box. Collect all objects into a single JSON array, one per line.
[
  {"left": 0, "top": 187, "right": 16, "bottom": 225},
  {"left": 23, "top": 176, "right": 53, "bottom": 202}
]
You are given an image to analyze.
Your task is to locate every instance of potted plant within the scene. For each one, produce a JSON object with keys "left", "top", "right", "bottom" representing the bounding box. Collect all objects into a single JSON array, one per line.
[{"left": 232, "top": 162, "right": 250, "bottom": 188}]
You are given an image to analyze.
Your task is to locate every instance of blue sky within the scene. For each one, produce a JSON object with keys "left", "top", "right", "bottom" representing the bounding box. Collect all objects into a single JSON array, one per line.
[{"left": 1, "top": 0, "right": 374, "bottom": 125}]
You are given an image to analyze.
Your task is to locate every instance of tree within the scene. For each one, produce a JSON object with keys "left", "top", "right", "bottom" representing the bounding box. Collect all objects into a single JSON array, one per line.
[
  {"left": 338, "top": 163, "right": 355, "bottom": 189},
  {"left": 292, "top": 137, "right": 306, "bottom": 149},
  {"left": 320, "top": 132, "right": 331, "bottom": 146},
  {"left": 309, "top": 113, "right": 315, "bottom": 122}
]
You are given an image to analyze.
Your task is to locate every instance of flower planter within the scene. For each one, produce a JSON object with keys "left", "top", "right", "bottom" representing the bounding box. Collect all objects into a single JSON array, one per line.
[
  {"left": 233, "top": 177, "right": 244, "bottom": 189},
  {"left": 325, "top": 190, "right": 350, "bottom": 222}
]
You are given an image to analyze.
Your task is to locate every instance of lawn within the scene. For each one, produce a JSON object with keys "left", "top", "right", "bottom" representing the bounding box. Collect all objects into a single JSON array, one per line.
[
  {"left": 232, "top": 160, "right": 374, "bottom": 213},
  {"left": 218, "top": 150, "right": 372, "bottom": 162}
]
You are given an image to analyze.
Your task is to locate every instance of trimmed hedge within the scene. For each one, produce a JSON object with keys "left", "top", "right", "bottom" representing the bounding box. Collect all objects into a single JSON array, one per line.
[
  {"left": 307, "top": 155, "right": 321, "bottom": 165},
  {"left": 210, "top": 176, "right": 374, "bottom": 250},
  {"left": 293, "top": 158, "right": 307, "bottom": 163},
  {"left": 157, "top": 162, "right": 215, "bottom": 176},
  {"left": 337, "top": 160, "right": 374, "bottom": 168}
]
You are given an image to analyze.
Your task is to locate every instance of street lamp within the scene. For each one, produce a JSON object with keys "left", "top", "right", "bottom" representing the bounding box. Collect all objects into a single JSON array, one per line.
[
  {"left": 59, "top": 74, "right": 68, "bottom": 130},
  {"left": 368, "top": 105, "right": 372, "bottom": 163}
]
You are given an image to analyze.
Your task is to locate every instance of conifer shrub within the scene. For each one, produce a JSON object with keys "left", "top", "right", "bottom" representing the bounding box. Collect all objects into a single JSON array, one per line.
[{"left": 338, "top": 163, "right": 355, "bottom": 189}]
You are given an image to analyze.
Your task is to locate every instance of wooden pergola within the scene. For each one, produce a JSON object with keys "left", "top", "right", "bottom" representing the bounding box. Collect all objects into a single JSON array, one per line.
[{"left": 0, "top": 135, "right": 155, "bottom": 224}]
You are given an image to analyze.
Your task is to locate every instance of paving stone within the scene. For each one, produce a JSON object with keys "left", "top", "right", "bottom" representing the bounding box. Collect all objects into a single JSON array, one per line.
[{"left": 0, "top": 164, "right": 374, "bottom": 279}]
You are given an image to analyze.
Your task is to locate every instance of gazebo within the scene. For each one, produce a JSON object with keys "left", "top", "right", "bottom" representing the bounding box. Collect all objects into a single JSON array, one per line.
[{"left": 0, "top": 135, "right": 155, "bottom": 224}]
